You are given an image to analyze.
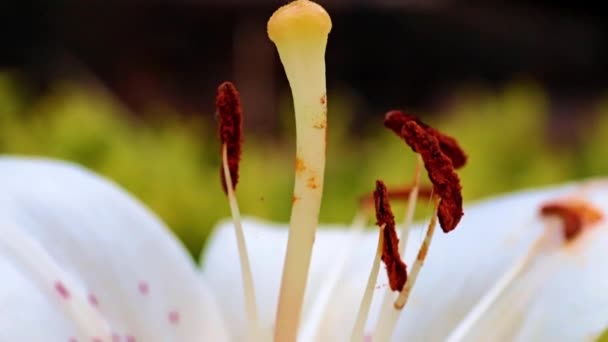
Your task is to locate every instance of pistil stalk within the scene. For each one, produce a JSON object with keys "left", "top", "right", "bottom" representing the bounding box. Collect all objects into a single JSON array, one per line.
[{"left": 267, "top": 1, "right": 332, "bottom": 340}]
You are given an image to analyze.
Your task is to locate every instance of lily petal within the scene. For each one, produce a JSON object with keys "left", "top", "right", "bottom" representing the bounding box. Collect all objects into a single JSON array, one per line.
[
  {"left": 200, "top": 217, "right": 363, "bottom": 340},
  {"left": 0, "top": 157, "right": 228, "bottom": 342},
  {"left": 202, "top": 183, "right": 591, "bottom": 341},
  {"left": 319, "top": 185, "right": 575, "bottom": 341},
  {"left": 460, "top": 187, "right": 608, "bottom": 342}
]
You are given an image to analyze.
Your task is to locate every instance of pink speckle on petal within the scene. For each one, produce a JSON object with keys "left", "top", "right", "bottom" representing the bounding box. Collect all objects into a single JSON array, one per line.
[
  {"left": 111, "top": 333, "right": 121, "bottom": 342},
  {"left": 138, "top": 281, "right": 149, "bottom": 296},
  {"left": 88, "top": 294, "right": 99, "bottom": 307},
  {"left": 126, "top": 335, "right": 136, "bottom": 342},
  {"left": 168, "top": 310, "right": 180, "bottom": 325},
  {"left": 92, "top": 338, "right": 102, "bottom": 342},
  {"left": 55, "top": 281, "right": 70, "bottom": 299},
  {"left": 68, "top": 338, "right": 77, "bottom": 342},
  {"left": 364, "top": 334, "right": 372, "bottom": 342}
]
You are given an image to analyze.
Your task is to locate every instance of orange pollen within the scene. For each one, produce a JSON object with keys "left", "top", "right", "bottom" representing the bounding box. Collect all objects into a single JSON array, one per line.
[
  {"left": 295, "top": 158, "right": 306, "bottom": 173},
  {"left": 307, "top": 176, "right": 319, "bottom": 189},
  {"left": 313, "top": 118, "right": 327, "bottom": 129}
]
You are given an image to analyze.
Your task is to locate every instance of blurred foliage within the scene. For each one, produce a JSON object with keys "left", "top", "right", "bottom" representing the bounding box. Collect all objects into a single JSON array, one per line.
[{"left": 1, "top": 72, "right": 607, "bottom": 258}]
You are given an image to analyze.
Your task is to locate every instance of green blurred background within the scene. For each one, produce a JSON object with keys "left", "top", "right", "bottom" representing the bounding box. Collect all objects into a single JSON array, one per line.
[
  {"left": 1, "top": 1, "right": 607, "bottom": 257},
  {"left": 1, "top": 73, "right": 607, "bottom": 257}
]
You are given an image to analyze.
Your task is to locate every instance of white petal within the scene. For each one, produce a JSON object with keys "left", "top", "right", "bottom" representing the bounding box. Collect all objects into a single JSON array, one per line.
[
  {"left": 202, "top": 183, "right": 581, "bottom": 341},
  {"left": 514, "top": 226, "right": 608, "bottom": 342},
  {"left": 0, "top": 157, "right": 228, "bottom": 342},
  {"left": 200, "top": 217, "right": 361, "bottom": 340},
  {"left": 460, "top": 186, "right": 608, "bottom": 342},
  {"left": 311, "top": 185, "right": 575, "bottom": 341}
]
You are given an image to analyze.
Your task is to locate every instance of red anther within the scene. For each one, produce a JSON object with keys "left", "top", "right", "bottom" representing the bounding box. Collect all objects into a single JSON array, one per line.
[
  {"left": 216, "top": 81, "right": 244, "bottom": 193},
  {"left": 374, "top": 180, "right": 408, "bottom": 292}
]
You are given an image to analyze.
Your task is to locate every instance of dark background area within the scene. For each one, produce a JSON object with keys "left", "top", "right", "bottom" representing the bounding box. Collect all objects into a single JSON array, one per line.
[{"left": 1, "top": 1, "right": 607, "bottom": 134}]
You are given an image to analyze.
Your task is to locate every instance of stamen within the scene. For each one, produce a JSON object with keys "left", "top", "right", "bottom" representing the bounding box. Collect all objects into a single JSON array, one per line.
[
  {"left": 374, "top": 114, "right": 466, "bottom": 341},
  {"left": 373, "top": 156, "right": 424, "bottom": 342},
  {"left": 383, "top": 111, "right": 464, "bottom": 233},
  {"left": 216, "top": 81, "right": 243, "bottom": 194},
  {"left": 0, "top": 223, "right": 112, "bottom": 339},
  {"left": 351, "top": 223, "right": 385, "bottom": 342},
  {"left": 374, "top": 181, "right": 408, "bottom": 292},
  {"left": 384, "top": 110, "right": 467, "bottom": 169},
  {"left": 394, "top": 196, "right": 439, "bottom": 308},
  {"left": 352, "top": 180, "right": 410, "bottom": 341},
  {"left": 540, "top": 198, "right": 603, "bottom": 241},
  {"left": 401, "top": 121, "right": 463, "bottom": 233},
  {"left": 216, "top": 82, "right": 260, "bottom": 338},
  {"left": 221, "top": 146, "right": 260, "bottom": 338},
  {"left": 267, "top": 1, "right": 332, "bottom": 339},
  {"left": 372, "top": 197, "right": 438, "bottom": 341},
  {"left": 352, "top": 181, "right": 413, "bottom": 342}
]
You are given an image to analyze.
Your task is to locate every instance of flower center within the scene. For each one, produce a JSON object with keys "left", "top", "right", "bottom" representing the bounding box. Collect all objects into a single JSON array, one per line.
[{"left": 218, "top": 1, "right": 468, "bottom": 340}]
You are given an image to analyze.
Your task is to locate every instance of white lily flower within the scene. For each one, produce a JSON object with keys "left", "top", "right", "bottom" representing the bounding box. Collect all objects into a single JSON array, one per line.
[
  {"left": 2, "top": 157, "right": 606, "bottom": 341},
  {"left": 2, "top": 1, "right": 607, "bottom": 342}
]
